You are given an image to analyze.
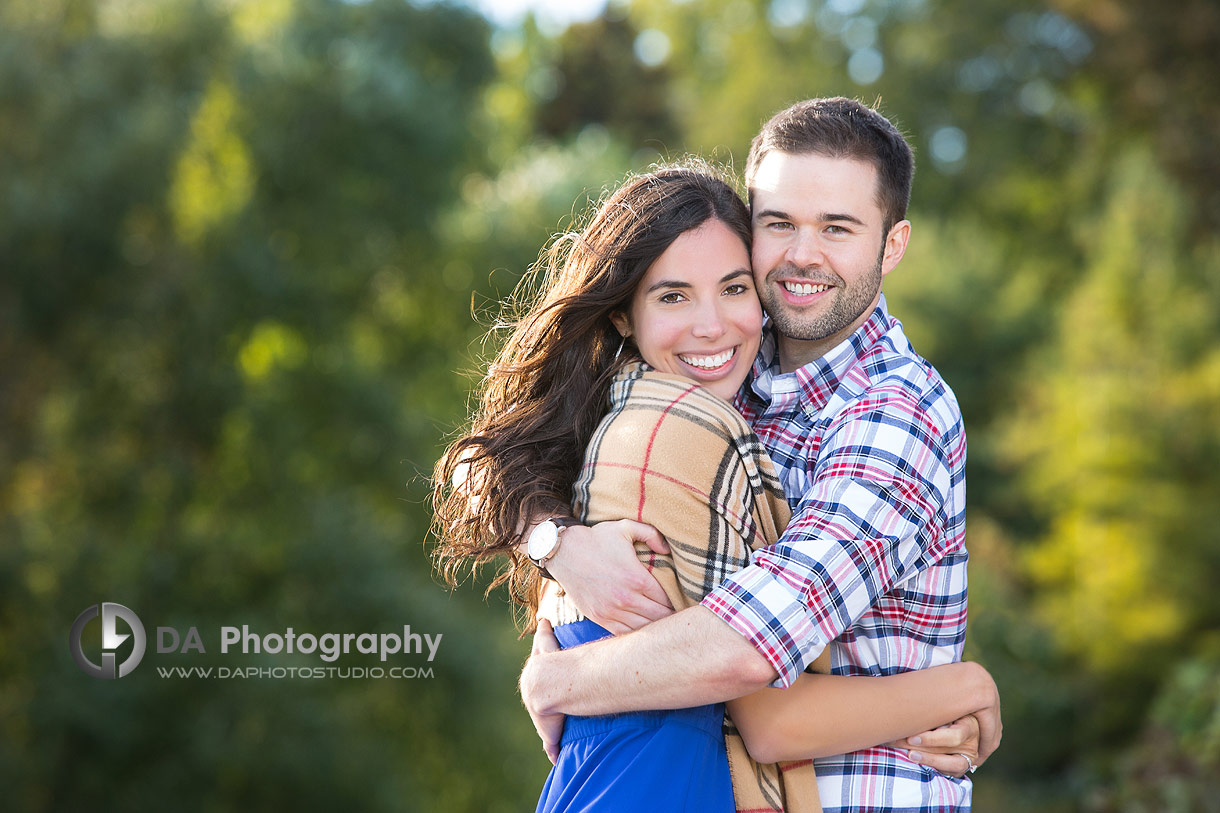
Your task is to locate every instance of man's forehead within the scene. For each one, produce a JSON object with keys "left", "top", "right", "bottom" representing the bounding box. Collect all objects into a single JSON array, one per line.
[{"left": 749, "top": 150, "right": 879, "bottom": 208}]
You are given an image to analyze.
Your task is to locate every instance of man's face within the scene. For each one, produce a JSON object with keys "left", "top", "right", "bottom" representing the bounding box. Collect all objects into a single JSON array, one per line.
[{"left": 750, "top": 151, "right": 908, "bottom": 371}]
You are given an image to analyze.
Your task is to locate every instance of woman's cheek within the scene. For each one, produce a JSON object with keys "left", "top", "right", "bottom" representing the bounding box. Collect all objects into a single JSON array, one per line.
[{"left": 739, "top": 298, "right": 764, "bottom": 334}]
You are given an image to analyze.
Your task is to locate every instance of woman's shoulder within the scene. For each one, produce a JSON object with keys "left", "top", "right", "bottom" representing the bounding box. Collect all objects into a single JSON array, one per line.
[{"left": 609, "top": 362, "right": 753, "bottom": 436}]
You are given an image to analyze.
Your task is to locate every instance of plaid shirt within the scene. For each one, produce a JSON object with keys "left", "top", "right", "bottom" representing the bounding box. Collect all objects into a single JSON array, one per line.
[{"left": 701, "top": 296, "right": 971, "bottom": 811}]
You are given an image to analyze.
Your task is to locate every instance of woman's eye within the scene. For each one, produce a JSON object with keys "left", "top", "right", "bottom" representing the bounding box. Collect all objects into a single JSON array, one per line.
[
  {"left": 724, "top": 283, "right": 750, "bottom": 296},
  {"left": 659, "top": 292, "right": 685, "bottom": 304}
]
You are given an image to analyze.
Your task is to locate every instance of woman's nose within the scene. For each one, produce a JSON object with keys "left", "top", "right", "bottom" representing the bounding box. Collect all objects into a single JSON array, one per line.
[{"left": 691, "top": 302, "right": 727, "bottom": 339}]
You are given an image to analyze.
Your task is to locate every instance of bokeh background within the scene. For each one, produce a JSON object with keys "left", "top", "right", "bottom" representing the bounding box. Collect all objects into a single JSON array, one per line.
[{"left": 3, "top": 0, "right": 1219, "bottom": 809}]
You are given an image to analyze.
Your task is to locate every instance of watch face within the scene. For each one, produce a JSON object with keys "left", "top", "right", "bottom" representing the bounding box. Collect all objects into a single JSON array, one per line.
[{"left": 528, "top": 520, "right": 558, "bottom": 561}]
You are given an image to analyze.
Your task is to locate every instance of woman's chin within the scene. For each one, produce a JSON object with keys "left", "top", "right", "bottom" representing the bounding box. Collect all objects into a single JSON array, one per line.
[
  {"left": 645, "top": 351, "right": 751, "bottom": 401},
  {"left": 692, "top": 368, "right": 750, "bottom": 402}
]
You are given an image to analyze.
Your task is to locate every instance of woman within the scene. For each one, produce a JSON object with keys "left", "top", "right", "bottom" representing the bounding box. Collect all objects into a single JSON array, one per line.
[{"left": 432, "top": 163, "right": 996, "bottom": 811}]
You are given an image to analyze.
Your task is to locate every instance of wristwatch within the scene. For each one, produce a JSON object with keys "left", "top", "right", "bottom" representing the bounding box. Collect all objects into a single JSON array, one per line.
[{"left": 527, "top": 517, "right": 578, "bottom": 578}]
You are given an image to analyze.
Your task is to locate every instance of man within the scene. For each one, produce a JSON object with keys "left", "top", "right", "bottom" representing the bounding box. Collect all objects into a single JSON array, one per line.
[{"left": 521, "top": 97, "right": 994, "bottom": 809}]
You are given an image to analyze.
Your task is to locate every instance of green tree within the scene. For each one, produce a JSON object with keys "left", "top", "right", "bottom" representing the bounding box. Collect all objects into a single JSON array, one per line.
[
  {"left": 0, "top": 1, "right": 546, "bottom": 810},
  {"left": 997, "top": 148, "right": 1220, "bottom": 803}
]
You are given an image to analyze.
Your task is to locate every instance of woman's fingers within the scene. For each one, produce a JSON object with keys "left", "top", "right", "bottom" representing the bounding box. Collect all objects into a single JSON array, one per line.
[
  {"left": 907, "top": 750, "right": 972, "bottom": 778},
  {"left": 894, "top": 714, "right": 980, "bottom": 753}
]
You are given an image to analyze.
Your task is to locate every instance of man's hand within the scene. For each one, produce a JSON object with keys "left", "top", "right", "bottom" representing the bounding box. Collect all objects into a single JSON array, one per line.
[
  {"left": 522, "top": 619, "right": 565, "bottom": 764},
  {"left": 546, "top": 519, "right": 674, "bottom": 635}
]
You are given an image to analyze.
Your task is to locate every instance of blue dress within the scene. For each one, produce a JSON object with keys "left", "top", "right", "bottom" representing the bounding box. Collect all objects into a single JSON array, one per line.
[{"left": 535, "top": 619, "right": 735, "bottom": 813}]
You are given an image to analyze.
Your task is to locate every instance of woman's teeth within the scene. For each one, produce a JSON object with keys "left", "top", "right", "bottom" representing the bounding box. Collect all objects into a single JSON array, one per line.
[
  {"left": 679, "top": 349, "right": 734, "bottom": 369},
  {"left": 784, "top": 282, "right": 831, "bottom": 295}
]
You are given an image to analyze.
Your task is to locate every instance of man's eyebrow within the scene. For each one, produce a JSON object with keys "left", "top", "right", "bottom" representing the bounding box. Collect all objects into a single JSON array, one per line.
[
  {"left": 754, "top": 208, "right": 867, "bottom": 227},
  {"left": 823, "top": 212, "right": 867, "bottom": 226}
]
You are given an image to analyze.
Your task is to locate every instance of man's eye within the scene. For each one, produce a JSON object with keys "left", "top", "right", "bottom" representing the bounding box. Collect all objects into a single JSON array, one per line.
[
  {"left": 768, "top": 221, "right": 794, "bottom": 231},
  {"left": 825, "top": 224, "right": 850, "bottom": 235}
]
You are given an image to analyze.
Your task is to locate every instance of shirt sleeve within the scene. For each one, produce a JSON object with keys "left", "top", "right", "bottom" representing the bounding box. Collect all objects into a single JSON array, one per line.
[{"left": 700, "top": 388, "right": 958, "bottom": 687}]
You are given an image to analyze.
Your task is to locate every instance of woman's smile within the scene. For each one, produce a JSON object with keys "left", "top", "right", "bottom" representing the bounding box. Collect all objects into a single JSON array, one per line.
[{"left": 678, "top": 347, "right": 737, "bottom": 370}]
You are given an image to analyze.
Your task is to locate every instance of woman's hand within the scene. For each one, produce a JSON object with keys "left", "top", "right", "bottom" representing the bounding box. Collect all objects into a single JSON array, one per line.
[
  {"left": 888, "top": 714, "right": 980, "bottom": 777},
  {"left": 521, "top": 619, "right": 565, "bottom": 764}
]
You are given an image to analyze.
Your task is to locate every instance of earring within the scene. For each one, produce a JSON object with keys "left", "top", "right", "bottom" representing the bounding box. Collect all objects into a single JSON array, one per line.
[{"left": 613, "top": 335, "right": 627, "bottom": 361}]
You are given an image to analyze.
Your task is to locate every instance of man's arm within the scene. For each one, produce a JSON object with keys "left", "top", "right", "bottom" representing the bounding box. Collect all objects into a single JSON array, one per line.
[
  {"left": 521, "top": 608, "right": 1002, "bottom": 777},
  {"left": 520, "top": 604, "right": 776, "bottom": 717},
  {"left": 702, "top": 387, "right": 965, "bottom": 687},
  {"left": 525, "top": 386, "right": 961, "bottom": 699}
]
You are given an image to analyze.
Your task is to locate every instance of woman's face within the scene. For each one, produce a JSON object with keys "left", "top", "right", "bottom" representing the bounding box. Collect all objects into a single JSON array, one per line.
[{"left": 613, "top": 219, "right": 763, "bottom": 402}]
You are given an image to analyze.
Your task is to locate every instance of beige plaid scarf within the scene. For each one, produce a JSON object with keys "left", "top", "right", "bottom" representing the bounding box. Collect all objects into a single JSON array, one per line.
[{"left": 547, "top": 363, "right": 824, "bottom": 813}]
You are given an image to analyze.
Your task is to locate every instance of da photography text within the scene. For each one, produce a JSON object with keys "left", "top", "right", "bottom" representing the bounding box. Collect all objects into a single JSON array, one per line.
[{"left": 159, "top": 624, "right": 442, "bottom": 663}]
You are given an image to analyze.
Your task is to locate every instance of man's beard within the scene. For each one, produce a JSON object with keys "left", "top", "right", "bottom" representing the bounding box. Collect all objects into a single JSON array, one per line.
[{"left": 759, "top": 249, "right": 884, "bottom": 343}]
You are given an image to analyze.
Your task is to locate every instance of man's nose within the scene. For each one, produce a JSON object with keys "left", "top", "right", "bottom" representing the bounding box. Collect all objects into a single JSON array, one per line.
[{"left": 787, "top": 228, "right": 824, "bottom": 268}]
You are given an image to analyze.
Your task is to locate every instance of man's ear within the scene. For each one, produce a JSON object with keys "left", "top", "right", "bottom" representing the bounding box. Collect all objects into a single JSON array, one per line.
[
  {"left": 609, "top": 311, "right": 631, "bottom": 337},
  {"left": 880, "top": 219, "right": 911, "bottom": 277}
]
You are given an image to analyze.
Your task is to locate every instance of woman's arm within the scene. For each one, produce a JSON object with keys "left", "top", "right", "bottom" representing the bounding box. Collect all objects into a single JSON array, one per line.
[{"left": 728, "top": 659, "right": 1000, "bottom": 765}]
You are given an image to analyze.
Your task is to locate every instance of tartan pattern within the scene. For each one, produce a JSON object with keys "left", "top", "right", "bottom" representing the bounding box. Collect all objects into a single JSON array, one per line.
[
  {"left": 703, "top": 296, "right": 972, "bottom": 812},
  {"left": 557, "top": 362, "right": 822, "bottom": 813}
]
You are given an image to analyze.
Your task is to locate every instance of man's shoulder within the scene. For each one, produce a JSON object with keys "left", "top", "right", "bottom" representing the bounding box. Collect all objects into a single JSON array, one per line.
[{"left": 839, "top": 326, "right": 963, "bottom": 440}]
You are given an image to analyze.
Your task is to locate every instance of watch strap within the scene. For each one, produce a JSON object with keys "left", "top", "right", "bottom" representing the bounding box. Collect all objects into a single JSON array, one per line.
[{"left": 530, "top": 517, "right": 578, "bottom": 579}]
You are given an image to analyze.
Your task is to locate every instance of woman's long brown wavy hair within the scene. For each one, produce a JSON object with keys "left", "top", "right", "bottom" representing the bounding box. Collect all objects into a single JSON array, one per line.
[{"left": 430, "top": 161, "right": 752, "bottom": 626}]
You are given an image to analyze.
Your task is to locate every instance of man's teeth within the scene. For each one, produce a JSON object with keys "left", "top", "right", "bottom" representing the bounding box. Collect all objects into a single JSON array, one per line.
[
  {"left": 784, "top": 282, "right": 831, "bottom": 296},
  {"left": 679, "top": 349, "right": 734, "bottom": 369}
]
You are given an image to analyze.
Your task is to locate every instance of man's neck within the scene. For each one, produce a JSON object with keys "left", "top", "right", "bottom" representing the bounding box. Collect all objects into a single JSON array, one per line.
[
  {"left": 776, "top": 306, "right": 878, "bottom": 373},
  {"left": 777, "top": 337, "right": 834, "bottom": 374}
]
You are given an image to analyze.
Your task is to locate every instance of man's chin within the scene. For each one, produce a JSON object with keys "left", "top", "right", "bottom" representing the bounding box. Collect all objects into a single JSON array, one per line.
[{"left": 767, "top": 309, "right": 841, "bottom": 344}]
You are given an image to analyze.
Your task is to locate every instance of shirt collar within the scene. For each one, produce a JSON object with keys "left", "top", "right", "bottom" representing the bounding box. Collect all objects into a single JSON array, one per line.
[{"left": 746, "top": 294, "right": 894, "bottom": 413}]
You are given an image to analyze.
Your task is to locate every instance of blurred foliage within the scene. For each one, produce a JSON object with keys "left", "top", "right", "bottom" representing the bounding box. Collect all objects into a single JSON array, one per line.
[
  {"left": 2, "top": 0, "right": 1218, "bottom": 810},
  {"left": 1052, "top": 0, "right": 1220, "bottom": 230},
  {"left": 532, "top": 12, "right": 678, "bottom": 148}
]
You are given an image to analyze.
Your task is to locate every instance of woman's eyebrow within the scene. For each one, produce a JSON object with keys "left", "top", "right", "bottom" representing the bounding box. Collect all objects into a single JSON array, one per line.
[
  {"left": 645, "top": 279, "right": 692, "bottom": 293},
  {"left": 646, "top": 268, "right": 750, "bottom": 294}
]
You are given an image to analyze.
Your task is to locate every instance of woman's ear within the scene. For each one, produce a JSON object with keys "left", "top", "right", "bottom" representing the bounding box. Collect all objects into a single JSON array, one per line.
[{"left": 609, "top": 311, "right": 631, "bottom": 338}]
